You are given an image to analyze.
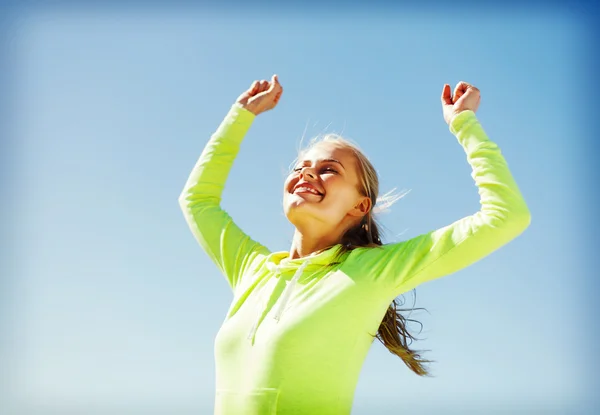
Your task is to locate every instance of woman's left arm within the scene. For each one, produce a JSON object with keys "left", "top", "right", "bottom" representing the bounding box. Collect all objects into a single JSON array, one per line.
[{"left": 353, "top": 83, "right": 531, "bottom": 296}]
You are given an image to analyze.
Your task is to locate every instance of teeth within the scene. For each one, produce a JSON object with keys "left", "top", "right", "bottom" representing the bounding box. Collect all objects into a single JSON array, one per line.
[{"left": 296, "top": 186, "right": 320, "bottom": 195}]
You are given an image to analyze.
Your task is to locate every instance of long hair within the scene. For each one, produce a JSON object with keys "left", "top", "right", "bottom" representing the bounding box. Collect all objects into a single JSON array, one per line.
[{"left": 297, "top": 134, "right": 431, "bottom": 376}]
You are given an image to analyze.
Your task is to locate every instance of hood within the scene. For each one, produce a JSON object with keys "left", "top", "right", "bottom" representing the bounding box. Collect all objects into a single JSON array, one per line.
[
  {"left": 246, "top": 244, "right": 344, "bottom": 344},
  {"left": 265, "top": 244, "right": 344, "bottom": 273}
]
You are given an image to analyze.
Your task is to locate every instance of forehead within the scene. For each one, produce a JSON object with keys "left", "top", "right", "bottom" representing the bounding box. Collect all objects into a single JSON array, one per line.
[{"left": 300, "top": 143, "right": 356, "bottom": 165}]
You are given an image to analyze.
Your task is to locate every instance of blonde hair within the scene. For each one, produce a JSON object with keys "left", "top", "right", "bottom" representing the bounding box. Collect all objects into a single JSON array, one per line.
[{"left": 295, "top": 133, "right": 431, "bottom": 376}]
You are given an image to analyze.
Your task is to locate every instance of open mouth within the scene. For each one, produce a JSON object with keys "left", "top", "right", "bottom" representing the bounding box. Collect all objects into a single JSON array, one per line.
[{"left": 293, "top": 185, "right": 323, "bottom": 196}]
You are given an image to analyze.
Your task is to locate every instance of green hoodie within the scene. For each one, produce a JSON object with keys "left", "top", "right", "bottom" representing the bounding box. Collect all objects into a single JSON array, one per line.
[{"left": 179, "top": 103, "right": 530, "bottom": 414}]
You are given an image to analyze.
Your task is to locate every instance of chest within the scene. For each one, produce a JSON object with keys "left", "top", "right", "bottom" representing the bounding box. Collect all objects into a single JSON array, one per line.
[{"left": 216, "top": 267, "right": 381, "bottom": 355}]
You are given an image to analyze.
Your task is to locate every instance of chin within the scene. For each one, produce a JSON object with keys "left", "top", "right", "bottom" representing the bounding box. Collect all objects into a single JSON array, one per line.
[
  {"left": 284, "top": 195, "right": 312, "bottom": 219},
  {"left": 283, "top": 198, "right": 304, "bottom": 218},
  {"left": 285, "top": 202, "right": 332, "bottom": 230}
]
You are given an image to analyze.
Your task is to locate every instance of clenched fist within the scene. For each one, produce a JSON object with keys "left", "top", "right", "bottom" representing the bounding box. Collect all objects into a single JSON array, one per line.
[
  {"left": 441, "top": 82, "right": 481, "bottom": 125},
  {"left": 237, "top": 75, "right": 283, "bottom": 116}
]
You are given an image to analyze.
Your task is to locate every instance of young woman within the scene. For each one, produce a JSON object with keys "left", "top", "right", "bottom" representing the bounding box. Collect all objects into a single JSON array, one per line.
[{"left": 179, "top": 75, "right": 530, "bottom": 414}]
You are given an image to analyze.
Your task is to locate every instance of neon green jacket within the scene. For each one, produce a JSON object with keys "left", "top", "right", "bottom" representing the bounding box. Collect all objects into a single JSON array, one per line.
[{"left": 179, "top": 104, "right": 531, "bottom": 414}]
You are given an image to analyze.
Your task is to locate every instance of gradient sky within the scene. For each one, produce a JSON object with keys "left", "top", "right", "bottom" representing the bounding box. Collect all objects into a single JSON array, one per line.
[{"left": 2, "top": 4, "right": 598, "bottom": 414}]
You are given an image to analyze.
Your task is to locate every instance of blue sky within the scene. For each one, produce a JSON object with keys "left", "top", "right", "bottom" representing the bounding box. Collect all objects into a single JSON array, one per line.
[{"left": 2, "top": 4, "right": 598, "bottom": 414}]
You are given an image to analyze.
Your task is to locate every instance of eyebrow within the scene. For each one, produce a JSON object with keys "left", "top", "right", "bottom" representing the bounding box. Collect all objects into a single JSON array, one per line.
[{"left": 298, "top": 158, "right": 345, "bottom": 170}]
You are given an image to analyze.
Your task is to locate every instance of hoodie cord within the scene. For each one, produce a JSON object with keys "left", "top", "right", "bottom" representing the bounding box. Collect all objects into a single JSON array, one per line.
[{"left": 247, "top": 259, "right": 311, "bottom": 341}]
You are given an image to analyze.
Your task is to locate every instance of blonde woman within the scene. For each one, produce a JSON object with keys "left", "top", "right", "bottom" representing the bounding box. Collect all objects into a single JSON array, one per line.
[{"left": 179, "top": 75, "right": 530, "bottom": 414}]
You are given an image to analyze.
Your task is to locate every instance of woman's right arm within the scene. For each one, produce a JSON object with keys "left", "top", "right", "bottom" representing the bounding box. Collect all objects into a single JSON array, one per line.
[{"left": 178, "top": 76, "right": 283, "bottom": 291}]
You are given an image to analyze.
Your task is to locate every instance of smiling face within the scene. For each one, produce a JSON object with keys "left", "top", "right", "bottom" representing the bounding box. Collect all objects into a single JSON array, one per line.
[{"left": 283, "top": 141, "right": 371, "bottom": 232}]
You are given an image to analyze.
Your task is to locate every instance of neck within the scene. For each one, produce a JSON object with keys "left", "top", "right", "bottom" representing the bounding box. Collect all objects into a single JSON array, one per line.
[{"left": 289, "top": 227, "right": 343, "bottom": 260}]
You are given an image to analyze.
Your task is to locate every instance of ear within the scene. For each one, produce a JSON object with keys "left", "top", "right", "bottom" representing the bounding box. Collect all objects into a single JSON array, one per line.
[{"left": 349, "top": 196, "right": 372, "bottom": 218}]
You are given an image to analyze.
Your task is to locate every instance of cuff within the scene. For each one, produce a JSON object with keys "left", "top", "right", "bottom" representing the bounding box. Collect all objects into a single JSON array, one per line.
[
  {"left": 214, "top": 103, "right": 256, "bottom": 142},
  {"left": 449, "top": 110, "right": 478, "bottom": 136},
  {"left": 229, "top": 102, "right": 257, "bottom": 125}
]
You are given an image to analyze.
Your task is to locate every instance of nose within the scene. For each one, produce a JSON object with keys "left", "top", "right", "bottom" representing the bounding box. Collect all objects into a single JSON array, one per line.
[{"left": 301, "top": 167, "right": 317, "bottom": 180}]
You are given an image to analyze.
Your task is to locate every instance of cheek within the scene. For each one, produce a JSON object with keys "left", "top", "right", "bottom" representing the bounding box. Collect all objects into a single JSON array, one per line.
[
  {"left": 323, "top": 179, "right": 354, "bottom": 210},
  {"left": 283, "top": 175, "right": 296, "bottom": 194},
  {"left": 282, "top": 176, "right": 299, "bottom": 205},
  {"left": 325, "top": 180, "right": 361, "bottom": 205},
  {"left": 322, "top": 176, "right": 350, "bottom": 198}
]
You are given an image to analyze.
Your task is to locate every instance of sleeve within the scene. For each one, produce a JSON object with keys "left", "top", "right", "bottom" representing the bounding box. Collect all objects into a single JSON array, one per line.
[
  {"left": 178, "top": 103, "right": 270, "bottom": 292},
  {"left": 355, "top": 110, "right": 531, "bottom": 298}
]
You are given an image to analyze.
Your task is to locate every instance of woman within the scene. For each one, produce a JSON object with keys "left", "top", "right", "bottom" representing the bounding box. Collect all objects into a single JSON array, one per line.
[{"left": 179, "top": 75, "right": 530, "bottom": 414}]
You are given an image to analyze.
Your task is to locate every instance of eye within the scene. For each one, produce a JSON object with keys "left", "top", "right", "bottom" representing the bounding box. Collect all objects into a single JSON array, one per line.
[{"left": 291, "top": 166, "right": 338, "bottom": 174}]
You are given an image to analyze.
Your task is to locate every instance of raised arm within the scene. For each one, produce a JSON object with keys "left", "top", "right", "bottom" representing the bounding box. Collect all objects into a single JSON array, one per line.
[
  {"left": 178, "top": 76, "right": 283, "bottom": 291},
  {"left": 352, "top": 82, "right": 531, "bottom": 297}
]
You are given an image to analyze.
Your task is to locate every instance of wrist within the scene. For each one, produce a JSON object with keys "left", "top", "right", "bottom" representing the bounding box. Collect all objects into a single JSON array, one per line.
[
  {"left": 231, "top": 102, "right": 257, "bottom": 121},
  {"left": 236, "top": 101, "right": 260, "bottom": 116}
]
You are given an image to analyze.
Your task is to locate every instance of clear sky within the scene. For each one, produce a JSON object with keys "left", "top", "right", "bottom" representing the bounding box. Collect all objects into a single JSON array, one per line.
[{"left": 2, "top": 3, "right": 598, "bottom": 414}]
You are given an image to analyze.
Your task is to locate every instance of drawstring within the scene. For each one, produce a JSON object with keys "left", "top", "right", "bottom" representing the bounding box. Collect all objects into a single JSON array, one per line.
[
  {"left": 273, "top": 260, "right": 310, "bottom": 321},
  {"left": 247, "top": 259, "right": 311, "bottom": 341}
]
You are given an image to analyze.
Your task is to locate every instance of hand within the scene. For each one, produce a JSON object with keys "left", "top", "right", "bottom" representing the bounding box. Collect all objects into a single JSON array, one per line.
[
  {"left": 236, "top": 75, "right": 283, "bottom": 116},
  {"left": 441, "top": 81, "right": 481, "bottom": 125}
]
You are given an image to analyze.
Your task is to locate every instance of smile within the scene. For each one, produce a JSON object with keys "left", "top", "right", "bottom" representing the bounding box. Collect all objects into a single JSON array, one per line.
[{"left": 294, "top": 186, "right": 322, "bottom": 196}]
